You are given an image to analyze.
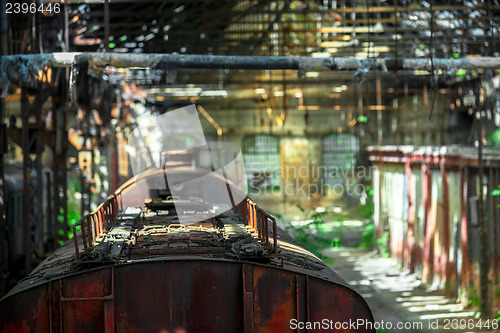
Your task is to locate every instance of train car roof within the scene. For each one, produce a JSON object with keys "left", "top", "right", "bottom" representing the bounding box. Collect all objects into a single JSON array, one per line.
[
  {"left": 3, "top": 209, "right": 352, "bottom": 301},
  {"left": 2, "top": 167, "right": 352, "bottom": 301}
]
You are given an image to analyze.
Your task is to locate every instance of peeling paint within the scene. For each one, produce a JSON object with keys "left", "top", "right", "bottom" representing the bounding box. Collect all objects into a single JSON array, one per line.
[
  {"left": 0, "top": 55, "right": 50, "bottom": 98},
  {"left": 1, "top": 53, "right": 500, "bottom": 98},
  {"left": 297, "top": 58, "right": 327, "bottom": 78}
]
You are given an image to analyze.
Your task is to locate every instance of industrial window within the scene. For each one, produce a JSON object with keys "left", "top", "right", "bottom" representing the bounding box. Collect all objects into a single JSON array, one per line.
[
  {"left": 242, "top": 135, "right": 280, "bottom": 191},
  {"left": 322, "top": 134, "right": 360, "bottom": 187}
]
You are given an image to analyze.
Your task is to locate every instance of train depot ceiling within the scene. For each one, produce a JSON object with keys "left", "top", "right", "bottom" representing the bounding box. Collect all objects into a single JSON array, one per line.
[
  {"left": 57, "top": 0, "right": 499, "bottom": 57},
  {"left": 58, "top": 0, "right": 500, "bottom": 84},
  {"left": 1, "top": 0, "right": 499, "bottom": 143},
  {"left": 1, "top": 0, "right": 500, "bottom": 315}
]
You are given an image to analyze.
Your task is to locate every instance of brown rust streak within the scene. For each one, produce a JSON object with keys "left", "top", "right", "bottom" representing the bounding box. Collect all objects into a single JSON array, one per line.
[{"left": 253, "top": 267, "right": 294, "bottom": 332}]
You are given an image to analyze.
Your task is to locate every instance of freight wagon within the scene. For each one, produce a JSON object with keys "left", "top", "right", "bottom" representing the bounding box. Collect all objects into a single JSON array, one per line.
[{"left": 0, "top": 166, "right": 374, "bottom": 332}]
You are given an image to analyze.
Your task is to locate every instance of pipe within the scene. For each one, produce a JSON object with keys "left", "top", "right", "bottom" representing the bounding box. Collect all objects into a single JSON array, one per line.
[
  {"left": 104, "top": 0, "right": 109, "bottom": 52},
  {"left": 2, "top": 53, "right": 500, "bottom": 71}
]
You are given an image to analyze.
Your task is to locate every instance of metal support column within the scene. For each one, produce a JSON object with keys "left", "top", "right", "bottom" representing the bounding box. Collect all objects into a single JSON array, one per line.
[
  {"left": 104, "top": 0, "right": 110, "bottom": 52},
  {"left": 477, "top": 116, "right": 489, "bottom": 315},
  {"left": 79, "top": 128, "right": 93, "bottom": 216},
  {"left": 0, "top": 99, "right": 5, "bottom": 233},
  {"left": 405, "top": 158, "right": 415, "bottom": 272},
  {"left": 21, "top": 88, "right": 45, "bottom": 274},
  {"left": 52, "top": 69, "right": 69, "bottom": 244},
  {"left": 376, "top": 72, "right": 382, "bottom": 145},
  {"left": 0, "top": 0, "right": 8, "bottom": 266},
  {"left": 0, "top": 97, "right": 6, "bottom": 293},
  {"left": 421, "top": 162, "right": 433, "bottom": 284},
  {"left": 441, "top": 161, "right": 451, "bottom": 290}
]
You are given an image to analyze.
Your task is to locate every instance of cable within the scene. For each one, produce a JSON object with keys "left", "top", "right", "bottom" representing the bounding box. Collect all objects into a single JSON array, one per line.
[
  {"left": 394, "top": 0, "right": 400, "bottom": 133},
  {"left": 366, "top": 1, "right": 372, "bottom": 59},
  {"left": 428, "top": 1, "right": 437, "bottom": 121}
]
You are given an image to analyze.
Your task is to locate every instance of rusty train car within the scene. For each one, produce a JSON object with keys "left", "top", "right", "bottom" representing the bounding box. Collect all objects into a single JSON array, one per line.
[{"left": 0, "top": 166, "right": 374, "bottom": 332}]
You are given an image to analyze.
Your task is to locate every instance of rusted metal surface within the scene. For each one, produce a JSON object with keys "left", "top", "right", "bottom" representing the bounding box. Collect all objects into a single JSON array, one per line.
[
  {"left": 0, "top": 284, "right": 50, "bottom": 332},
  {"left": 476, "top": 119, "right": 489, "bottom": 314},
  {"left": 405, "top": 160, "right": 415, "bottom": 271},
  {"left": 21, "top": 87, "right": 46, "bottom": 275},
  {"left": 367, "top": 145, "right": 500, "bottom": 168},
  {"left": 0, "top": 167, "right": 374, "bottom": 332},
  {"left": 460, "top": 167, "right": 470, "bottom": 291},
  {"left": 3, "top": 53, "right": 500, "bottom": 97},
  {"left": 2, "top": 53, "right": 500, "bottom": 71},
  {"left": 59, "top": 268, "right": 112, "bottom": 332},
  {"left": 440, "top": 161, "right": 451, "bottom": 289},
  {"left": 73, "top": 191, "right": 122, "bottom": 259},
  {"left": 236, "top": 199, "right": 278, "bottom": 254},
  {"left": 422, "top": 164, "right": 433, "bottom": 285},
  {"left": 0, "top": 99, "right": 5, "bottom": 295},
  {"left": 0, "top": 259, "right": 374, "bottom": 333}
]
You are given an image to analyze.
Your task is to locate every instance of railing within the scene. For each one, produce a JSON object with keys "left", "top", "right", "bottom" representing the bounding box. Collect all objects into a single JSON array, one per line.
[
  {"left": 236, "top": 198, "right": 278, "bottom": 254},
  {"left": 73, "top": 192, "right": 276, "bottom": 258},
  {"left": 73, "top": 190, "right": 122, "bottom": 259}
]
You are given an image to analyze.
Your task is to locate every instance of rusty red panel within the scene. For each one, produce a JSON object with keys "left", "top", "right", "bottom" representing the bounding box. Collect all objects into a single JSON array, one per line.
[
  {"left": 114, "top": 260, "right": 244, "bottom": 332},
  {"left": 1, "top": 260, "right": 374, "bottom": 332},
  {"left": 253, "top": 266, "right": 296, "bottom": 333},
  {"left": 62, "top": 301, "right": 104, "bottom": 332},
  {"left": 243, "top": 264, "right": 254, "bottom": 333},
  {"left": 59, "top": 268, "right": 112, "bottom": 332},
  {"left": 49, "top": 280, "right": 62, "bottom": 333},
  {"left": 295, "top": 274, "right": 308, "bottom": 328},
  {"left": 60, "top": 268, "right": 111, "bottom": 299},
  {"left": 0, "top": 285, "right": 49, "bottom": 333},
  {"left": 308, "top": 278, "right": 374, "bottom": 333}
]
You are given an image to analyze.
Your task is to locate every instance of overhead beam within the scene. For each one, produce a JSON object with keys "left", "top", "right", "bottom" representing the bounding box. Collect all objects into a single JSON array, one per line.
[
  {"left": 1, "top": 53, "right": 499, "bottom": 96},
  {"left": 2, "top": 52, "right": 500, "bottom": 70},
  {"left": 40, "top": 0, "right": 500, "bottom": 13},
  {"left": 80, "top": 25, "right": 499, "bottom": 38}
]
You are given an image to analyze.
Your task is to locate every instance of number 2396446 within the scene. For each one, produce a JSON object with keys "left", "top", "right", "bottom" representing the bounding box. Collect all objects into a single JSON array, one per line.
[{"left": 5, "top": 2, "right": 61, "bottom": 14}]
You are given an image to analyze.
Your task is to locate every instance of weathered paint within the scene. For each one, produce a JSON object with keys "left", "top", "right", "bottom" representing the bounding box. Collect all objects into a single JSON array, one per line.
[
  {"left": 368, "top": 146, "right": 500, "bottom": 316},
  {"left": 441, "top": 163, "right": 450, "bottom": 288},
  {"left": 0, "top": 165, "right": 374, "bottom": 332},
  {"left": 422, "top": 163, "right": 433, "bottom": 284},
  {"left": 1, "top": 285, "right": 49, "bottom": 332},
  {"left": 460, "top": 167, "right": 470, "bottom": 292},
  {"left": 0, "top": 260, "right": 374, "bottom": 332},
  {"left": 405, "top": 160, "right": 415, "bottom": 271}
]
